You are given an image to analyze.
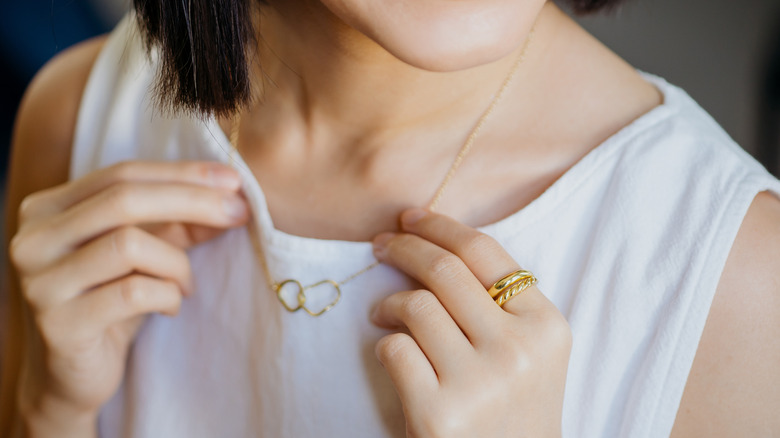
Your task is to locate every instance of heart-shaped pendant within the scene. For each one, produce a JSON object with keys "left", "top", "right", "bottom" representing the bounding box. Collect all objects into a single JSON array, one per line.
[
  {"left": 272, "top": 279, "right": 342, "bottom": 316},
  {"left": 274, "top": 279, "right": 306, "bottom": 312},
  {"left": 301, "top": 280, "right": 342, "bottom": 317}
]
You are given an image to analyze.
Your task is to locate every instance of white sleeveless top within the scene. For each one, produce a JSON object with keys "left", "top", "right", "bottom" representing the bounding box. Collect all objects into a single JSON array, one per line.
[{"left": 71, "top": 15, "right": 780, "bottom": 438}]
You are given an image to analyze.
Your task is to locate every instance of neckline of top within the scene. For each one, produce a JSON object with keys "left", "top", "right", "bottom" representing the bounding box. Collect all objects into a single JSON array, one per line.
[{"left": 202, "top": 72, "right": 680, "bottom": 258}]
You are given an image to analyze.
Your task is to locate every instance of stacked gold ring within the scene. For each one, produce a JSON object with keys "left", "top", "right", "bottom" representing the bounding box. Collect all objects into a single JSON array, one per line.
[{"left": 487, "top": 269, "right": 537, "bottom": 308}]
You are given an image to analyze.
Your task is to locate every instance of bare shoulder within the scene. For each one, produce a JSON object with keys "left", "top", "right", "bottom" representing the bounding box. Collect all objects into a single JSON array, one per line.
[
  {"left": 0, "top": 35, "right": 106, "bottom": 435},
  {"left": 7, "top": 34, "right": 107, "bottom": 217},
  {"left": 671, "top": 191, "right": 780, "bottom": 437}
]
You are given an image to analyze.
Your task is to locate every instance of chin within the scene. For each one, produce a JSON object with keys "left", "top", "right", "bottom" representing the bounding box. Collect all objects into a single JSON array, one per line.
[
  {"left": 377, "top": 25, "right": 526, "bottom": 72},
  {"left": 322, "top": 0, "right": 545, "bottom": 72}
]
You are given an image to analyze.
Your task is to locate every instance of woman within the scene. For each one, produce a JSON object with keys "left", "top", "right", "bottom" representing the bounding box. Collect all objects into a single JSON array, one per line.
[{"left": 2, "top": 0, "right": 779, "bottom": 436}]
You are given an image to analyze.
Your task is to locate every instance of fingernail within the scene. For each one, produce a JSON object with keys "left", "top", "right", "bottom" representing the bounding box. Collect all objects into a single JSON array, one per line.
[
  {"left": 401, "top": 208, "right": 427, "bottom": 227},
  {"left": 222, "top": 197, "right": 248, "bottom": 220},
  {"left": 373, "top": 232, "right": 395, "bottom": 257},
  {"left": 209, "top": 164, "right": 241, "bottom": 189}
]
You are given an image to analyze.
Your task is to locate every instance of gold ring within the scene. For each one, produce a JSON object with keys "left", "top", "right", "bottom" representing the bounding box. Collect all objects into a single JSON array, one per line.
[
  {"left": 486, "top": 269, "right": 534, "bottom": 298},
  {"left": 494, "top": 274, "right": 537, "bottom": 308}
]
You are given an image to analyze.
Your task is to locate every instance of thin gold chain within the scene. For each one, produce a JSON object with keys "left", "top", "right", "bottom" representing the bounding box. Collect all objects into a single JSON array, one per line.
[
  {"left": 428, "top": 29, "right": 534, "bottom": 210},
  {"left": 229, "top": 30, "right": 534, "bottom": 310}
]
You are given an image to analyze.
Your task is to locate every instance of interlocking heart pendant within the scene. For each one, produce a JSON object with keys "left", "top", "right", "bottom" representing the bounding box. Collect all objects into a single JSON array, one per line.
[{"left": 274, "top": 279, "right": 342, "bottom": 317}]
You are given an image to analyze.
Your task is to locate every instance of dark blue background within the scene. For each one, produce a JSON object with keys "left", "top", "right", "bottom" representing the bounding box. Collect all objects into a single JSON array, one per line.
[{"left": 0, "top": 0, "right": 115, "bottom": 183}]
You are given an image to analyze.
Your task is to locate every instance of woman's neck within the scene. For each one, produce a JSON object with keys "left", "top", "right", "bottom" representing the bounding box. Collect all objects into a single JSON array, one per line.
[
  {"left": 237, "top": 1, "right": 559, "bottom": 160},
  {"left": 223, "top": 1, "right": 661, "bottom": 240}
]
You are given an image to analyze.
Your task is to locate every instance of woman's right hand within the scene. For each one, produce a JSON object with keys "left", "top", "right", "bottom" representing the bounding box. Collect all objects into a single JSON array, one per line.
[{"left": 8, "top": 160, "right": 249, "bottom": 436}]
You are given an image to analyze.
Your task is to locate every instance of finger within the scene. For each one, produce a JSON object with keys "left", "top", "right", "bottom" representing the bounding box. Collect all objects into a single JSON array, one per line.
[
  {"left": 23, "top": 226, "right": 193, "bottom": 311},
  {"left": 63, "top": 274, "right": 183, "bottom": 335},
  {"left": 400, "top": 209, "right": 520, "bottom": 289},
  {"left": 18, "top": 160, "right": 241, "bottom": 227},
  {"left": 399, "top": 208, "right": 544, "bottom": 315},
  {"left": 373, "top": 232, "right": 501, "bottom": 339},
  {"left": 375, "top": 333, "right": 438, "bottom": 409},
  {"left": 140, "top": 222, "right": 229, "bottom": 249},
  {"left": 13, "top": 182, "right": 249, "bottom": 273},
  {"left": 372, "top": 289, "right": 472, "bottom": 375}
]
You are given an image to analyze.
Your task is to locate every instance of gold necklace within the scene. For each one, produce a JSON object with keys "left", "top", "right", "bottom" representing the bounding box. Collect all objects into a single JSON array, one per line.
[{"left": 228, "top": 31, "right": 534, "bottom": 316}]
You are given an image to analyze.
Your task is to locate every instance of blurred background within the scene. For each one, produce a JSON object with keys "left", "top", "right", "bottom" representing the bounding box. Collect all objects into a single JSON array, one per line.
[
  {"left": 0, "top": 0, "right": 779, "bottom": 238},
  {"left": 577, "top": 0, "right": 780, "bottom": 176}
]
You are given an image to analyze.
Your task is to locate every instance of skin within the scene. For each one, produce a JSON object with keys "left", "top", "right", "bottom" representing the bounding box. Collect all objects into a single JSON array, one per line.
[
  {"left": 229, "top": 2, "right": 661, "bottom": 239},
  {"left": 370, "top": 210, "right": 571, "bottom": 436},
  {"left": 1, "top": 0, "right": 779, "bottom": 437}
]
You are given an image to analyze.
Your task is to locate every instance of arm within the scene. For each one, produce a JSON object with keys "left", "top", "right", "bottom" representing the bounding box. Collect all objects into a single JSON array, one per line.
[
  {"left": 1, "top": 35, "right": 107, "bottom": 437},
  {"left": 671, "top": 191, "right": 780, "bottom": 436}
]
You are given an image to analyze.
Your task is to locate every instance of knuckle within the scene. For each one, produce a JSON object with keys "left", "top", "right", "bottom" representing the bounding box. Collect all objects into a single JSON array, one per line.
[
  {"left": 8, "top": 230, "right": 29, "bottom": 269},
  {"left": 425, "top": 409, "right": 464, "bottom": 438},
  {"left": 104, "top": 183, "right": 138, "bottom": 216},
  {"left": 118, "top": 275, "right": 149, "bottom": 309},
  {"left": 109, "top": 161, "right": 140, "bottom": 180},
  {"left": 492, "top": 326, "right": 533, "bottom": 374},
  {"left": 399, "top": 290, "right": 439, "bottom": 320},
  {"left": 17, "top": 192, "right": 42, "bottom": 222},
  {"left": 20, "top": 275, "right": 46, "bottom": 309},
  {"left": 111, "top": 226, "right": 143, "bottom": 259},
  {"left": 463, "top": 232, "right": 499, "bottom": 255},
  {"left": 503, "top": 344, "right": 533, "bottom": 376},
  {"left": 375, "top": 332, "right": 412, "bottom": 363},
  {"left": 427, "top": 253, "right": 461, "bottom": 278}
]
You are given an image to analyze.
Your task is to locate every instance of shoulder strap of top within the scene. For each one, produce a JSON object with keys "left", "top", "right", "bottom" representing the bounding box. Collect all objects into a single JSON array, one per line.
[{"left": 70, "top": 13, "right": 161, "bottom": 181}]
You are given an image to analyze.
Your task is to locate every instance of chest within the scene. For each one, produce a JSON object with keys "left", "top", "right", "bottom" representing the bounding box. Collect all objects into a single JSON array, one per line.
[{"left": 234, "top": 140, "right": 570, "bottom": 241}]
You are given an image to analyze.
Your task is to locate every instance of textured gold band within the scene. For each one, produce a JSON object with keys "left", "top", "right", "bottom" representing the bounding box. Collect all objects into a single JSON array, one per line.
[
  {"left": 487, "top": 270, "right": 535, "bottom": 298},
  {"left": 493, "top": 274, "right": 537, "bottom": 308}
]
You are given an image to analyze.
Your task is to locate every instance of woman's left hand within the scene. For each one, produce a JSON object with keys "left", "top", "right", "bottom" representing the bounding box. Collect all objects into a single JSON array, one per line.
[{"left": 371, "top": 208, "right": 572, "bottom": 438}]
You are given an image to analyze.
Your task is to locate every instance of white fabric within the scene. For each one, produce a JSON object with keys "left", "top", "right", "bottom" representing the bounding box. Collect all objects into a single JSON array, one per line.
[{"left": 71, "top": 15, "right": 780, "bottom": 438}]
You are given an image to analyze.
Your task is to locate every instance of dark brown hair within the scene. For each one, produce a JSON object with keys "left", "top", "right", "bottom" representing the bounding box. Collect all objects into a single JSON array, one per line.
[{"left": 133, "top": 0, "right": 624, "bottom": 117}]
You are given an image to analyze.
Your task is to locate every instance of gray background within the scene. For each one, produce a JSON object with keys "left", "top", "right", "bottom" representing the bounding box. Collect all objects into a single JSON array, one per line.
[{"left": 575, "top": 0, "right": 780, "bottom": 159}]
